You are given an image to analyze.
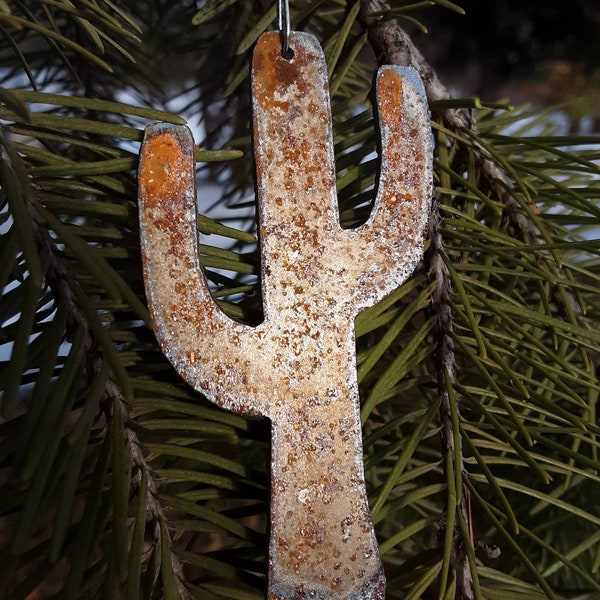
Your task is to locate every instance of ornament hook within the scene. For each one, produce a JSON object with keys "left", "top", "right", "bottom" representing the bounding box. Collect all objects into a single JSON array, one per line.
[{"left": 276, "top": 0, "right": 291, "bottom": 57}]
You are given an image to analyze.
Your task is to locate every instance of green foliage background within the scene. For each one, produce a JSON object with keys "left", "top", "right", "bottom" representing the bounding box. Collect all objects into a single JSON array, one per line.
[{"left": 0, "top": 1, "right": 599, "bottom": 599}]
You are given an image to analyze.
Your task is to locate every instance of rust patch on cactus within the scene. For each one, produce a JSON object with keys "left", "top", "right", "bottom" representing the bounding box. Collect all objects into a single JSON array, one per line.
[
  {"left": 138, "top": 129, "right": 190, "bottom": 205},
  {"left": 139, "top": 30, "right": 432, "bottom": 600}
]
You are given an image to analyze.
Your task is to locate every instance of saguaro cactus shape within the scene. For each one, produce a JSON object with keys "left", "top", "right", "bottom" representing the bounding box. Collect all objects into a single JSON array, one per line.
[{"left": 138, "top": 31, "right": 432, "bottom": 600}]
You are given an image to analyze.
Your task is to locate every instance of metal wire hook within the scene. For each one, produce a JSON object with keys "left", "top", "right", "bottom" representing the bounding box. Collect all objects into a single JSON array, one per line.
[{"left": 276, "top": 0, "right": 292, "bottom": 57}]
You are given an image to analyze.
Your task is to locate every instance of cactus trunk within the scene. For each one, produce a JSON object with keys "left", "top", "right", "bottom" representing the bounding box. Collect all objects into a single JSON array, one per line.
[{"left": 268, "top": 395, "right": 384, "bottom": 599}]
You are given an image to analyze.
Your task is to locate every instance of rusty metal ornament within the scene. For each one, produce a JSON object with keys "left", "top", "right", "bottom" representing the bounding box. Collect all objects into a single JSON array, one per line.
[{"left": 138, "top": 28, "right": 432, "bottom": 600}]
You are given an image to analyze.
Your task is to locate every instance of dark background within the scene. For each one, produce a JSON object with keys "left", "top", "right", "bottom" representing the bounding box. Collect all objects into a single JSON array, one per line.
[{"left": 414, "top": 0, "right": 600, "bottom": 129}]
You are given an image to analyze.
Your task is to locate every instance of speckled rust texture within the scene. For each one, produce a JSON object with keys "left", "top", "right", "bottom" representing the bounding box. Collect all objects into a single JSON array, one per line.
[{"left": 139, "top": 31, "right": 432, "bottom": 600}]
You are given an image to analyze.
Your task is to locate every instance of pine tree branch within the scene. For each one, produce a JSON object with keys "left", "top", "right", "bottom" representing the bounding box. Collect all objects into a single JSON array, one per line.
[
  {"left": 358, "top": 4, "right": 598, "bottom": 596},
  {"left": 126, "top": 415, "right": 194, "bottom": 600},
  {"left": 29, "top": 200, "right": 193, "bottom": 600},
  {"left": 357, "top": 1, "right": 594, "bottom": 372},
  {"left": 358, "top": 3, "right": 473, "bottom": 596},
  {"left": 425, "top": 204, "right": 474, "bottom": 600}
]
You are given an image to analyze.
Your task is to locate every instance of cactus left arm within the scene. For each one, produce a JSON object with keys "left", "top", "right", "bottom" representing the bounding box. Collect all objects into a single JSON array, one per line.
[{"left": 138, "top": 123, "right": 267, "bottom": 416}]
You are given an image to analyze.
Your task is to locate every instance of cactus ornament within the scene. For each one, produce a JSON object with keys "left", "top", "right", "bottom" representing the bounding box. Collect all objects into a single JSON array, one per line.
[{"left": 138, "top": 30, "right": 432, "bottom": 600}]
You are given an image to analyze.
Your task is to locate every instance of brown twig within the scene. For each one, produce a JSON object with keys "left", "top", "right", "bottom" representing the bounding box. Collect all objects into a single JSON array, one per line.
[
  {"left": 425, "top": 203, "right": 474, "bottom": 600},
  {"left": 358, "top": 2, "right": 475, "bottom": 597},
  {"left": 357, "top": 0, "right": 540, "bottom": 240}
]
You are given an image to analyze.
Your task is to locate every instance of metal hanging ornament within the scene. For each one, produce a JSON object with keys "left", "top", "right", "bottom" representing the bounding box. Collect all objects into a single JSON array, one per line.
[{"left": 138, "top": 4, "right": 433, "bottom": 599}]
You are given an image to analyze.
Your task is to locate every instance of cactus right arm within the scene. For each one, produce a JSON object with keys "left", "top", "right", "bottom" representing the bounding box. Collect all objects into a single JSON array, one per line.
[{"left": 337, "top": 66, "right": 433, "bottom": 311}]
